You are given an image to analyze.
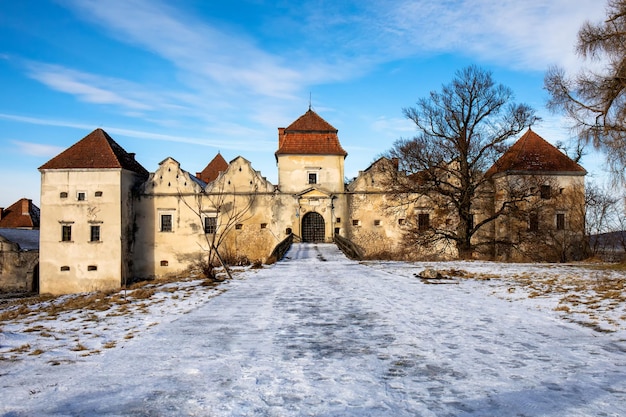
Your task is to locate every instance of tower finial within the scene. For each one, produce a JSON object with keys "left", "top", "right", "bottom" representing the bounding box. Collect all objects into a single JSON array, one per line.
[{"left": 309, "top": 92, "right": 312, "bottom": 111}]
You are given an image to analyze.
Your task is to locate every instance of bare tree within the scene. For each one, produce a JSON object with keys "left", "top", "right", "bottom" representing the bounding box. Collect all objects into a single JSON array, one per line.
[
  {"left": 545, "top": 0, "right": 626, "bottom": 182},
  {"left": 385, "top": 65, "right": 538, "bottom": 259},
  {"left": 585, "top": 181, "right": 624, "bottom": 258},
  {"left": 178, "top": 180, "right": 257, "bottom": 279}
]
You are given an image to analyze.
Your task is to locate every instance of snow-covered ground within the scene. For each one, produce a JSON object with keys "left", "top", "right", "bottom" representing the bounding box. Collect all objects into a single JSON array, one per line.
[{"left": 1, "top": 243, "right": 626, "bottom": 416}]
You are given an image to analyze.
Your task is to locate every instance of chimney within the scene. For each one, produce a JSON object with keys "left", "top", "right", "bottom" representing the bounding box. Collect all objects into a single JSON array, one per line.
[
  {"left": 129, "top": 152, "right": 136, "bottom": 160},
  {"left": 278, "top": 128, "right": 285, "bottom": 149},
  {"left": 22, "top": 199, "right": 31, "bottom": 215}
]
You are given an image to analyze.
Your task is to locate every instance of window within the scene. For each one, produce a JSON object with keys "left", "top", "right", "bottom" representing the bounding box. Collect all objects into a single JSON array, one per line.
[
  {"left": 556, "top": 213, "right": 566, "bottom": 230},
  {"left": 62, "top": 225, "right": 72, "bottom": 242},
  {"left": 235, "top": 223, "right": 243, "bottom": 230},
  {"left": 308, "top": 172, "right": 317, "bottom": 184},
  {"left": 95, "top": 191, "right": 103, "bottom": 197},
  {"left": 334, "top": 227, "right": 340, "bottom": 234},
  {"left": 260, "top": 223, "right": 267, "bottom": 229},
  {"left": 60, "top": 192, "right": 68, "bottom": 199},
  {"left": 60, "top": 266, "right": 70, "bottom": 271},
  {"left": 160, "top": 214, "right": 172, "bottom": 232},
  {"left": 540, "top": 185, "right": 551, "bottom": 200},
  {"left": 374, "top": 220, "right": 381, "bottom": 226},
  {"left": 529, "top": 213, "right": 539, "bottom": 232},
  {"left": 204, "top": 216, "right": 217, "bottom": 234},
  {"left": 286, "top": 227, "right": 292, "bottom": 235},
  {"left": 418, "top": 213, "right": 430, "bottom": 231},
  {"left": 352, "top": 219, "right": 360, "bottom": 226},
  {"left": 87, "top": 265, "right": 97, "bottom": 271},
  {"left": 77, "top": 191, "right": 86, "bottom": 201},
  {"left": 90, "top": 225, "right": 100, "bottom": 242},
  {"left": 336, "top": 217, "right": 341, "bottom": 224},
  {"left": 398, "top": 218, "right": 406, "bottom": 225},
  {"left": 160, "top": 260, "right": 169, "bottom": 267}
]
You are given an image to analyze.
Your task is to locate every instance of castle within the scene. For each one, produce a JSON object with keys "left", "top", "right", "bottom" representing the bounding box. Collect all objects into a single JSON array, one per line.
[{"left": 38, "top": 109, "right": 586, "bottom": 295}]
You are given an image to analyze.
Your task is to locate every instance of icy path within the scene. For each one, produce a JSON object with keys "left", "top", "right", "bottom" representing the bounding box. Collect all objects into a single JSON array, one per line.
[{"left": 2, "top": 243, "right": 626, "bottom": 416}]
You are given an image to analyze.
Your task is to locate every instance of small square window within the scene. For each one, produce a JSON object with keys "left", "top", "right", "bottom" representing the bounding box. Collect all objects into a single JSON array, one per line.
[
  {"left": 160, "top": 214, "right": 172, "bottom": 232},
  {"left": 374, "top": 220, "right": 381, "bottom": 226},
  {"left": 60, "top": 192, "right": 68, "bottom": 198},
  {"left": 87, "top": 265, "right": 97, "bottom": 271},
  {"left": 336, "top": 217, "right": 341, "bottom": 224},
  {"left": 260, "top": 223, "right": 267, "bottom": 229},
  {"left": 286, "top": 227, "right": 292, "bottom": 235},
  {"left": 90, "top": 225, "right": 100, "bottom": 242},
  {"left": 352, "top": 219, "right": 360, "bottom": 226},
  {"left": 204, "top": 216, "right": 217, "bottom": 234},
  {"left": 160, "top": 260, "right": 169, "bottom": 267},
  {"left": 235, "top": 223, "right": 243, "bottom": 230},
  {"left": 62, "top": 225, "right": 72, "bottom": 242},
  {"left": 334, "top": 227, "right": 340, "bottom": 234},
  {"left": 77, "top": 192, "right": 86, "bottom": 201},
  {"left": 398, "top": 218, "right": 406, "bottom": 225},
  {"left": 95, "top": 191, "right": 103, "bottom": 197},
  {"left": 60, "top": 266, "right": 70, "bottom": 271},
  {"left": 308, "top": 172, "right": 317, "bottom": 184},
  {"left": 418, "top": 213, "right": 430, "bottom": 231}
]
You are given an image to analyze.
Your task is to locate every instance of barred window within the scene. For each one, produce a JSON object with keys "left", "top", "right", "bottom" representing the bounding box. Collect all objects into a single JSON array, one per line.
[
  {"left": 204, "top": 216, "right": 217, "bottom": 234},
  {"left": 418, "top": 213, "right": 430, "bottom": 230},
  {"left": 161, "top": 214, "right": 172, "bottom": 232},
  {"left": 90, "top": 225, "right": 100, "bottom": 242},
  {"left": 62, "top": 225, "right": 72, "bottom": 242}
]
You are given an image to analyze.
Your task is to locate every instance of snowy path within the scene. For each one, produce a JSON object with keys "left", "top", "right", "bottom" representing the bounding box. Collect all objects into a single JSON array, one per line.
[{"left": 2, "top": 243, "right": 626, "bottom": 416}]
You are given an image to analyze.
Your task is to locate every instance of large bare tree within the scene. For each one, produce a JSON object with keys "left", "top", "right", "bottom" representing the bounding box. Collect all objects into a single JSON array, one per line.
[
  {"left": 545, "top": 0, "right": 626, "bottom": 181},
  {"left": 386, "top": 65, "right": 538, "bottom": 259}
]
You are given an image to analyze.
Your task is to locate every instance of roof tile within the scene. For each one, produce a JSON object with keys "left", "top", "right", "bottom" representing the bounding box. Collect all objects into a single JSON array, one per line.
[
  {"left": 276, "top": 110, "right": 347, "bottom": 157},
  {"left": 196, "top": 153, "right": 228, "bottom": 184}
]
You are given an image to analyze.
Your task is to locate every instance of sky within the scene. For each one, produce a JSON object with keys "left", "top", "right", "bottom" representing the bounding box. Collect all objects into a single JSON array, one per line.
[{"left": 0, "top": 0, "right": 609, "bottom": 207}]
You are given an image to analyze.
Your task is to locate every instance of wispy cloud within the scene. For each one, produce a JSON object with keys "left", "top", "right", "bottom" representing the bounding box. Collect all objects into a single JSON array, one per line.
[
  {"left": 0, "top": 112, "right": 274, "bottom": 151},
  {"left": 11, "top": 140, "right": 65, "bottom": 157}
]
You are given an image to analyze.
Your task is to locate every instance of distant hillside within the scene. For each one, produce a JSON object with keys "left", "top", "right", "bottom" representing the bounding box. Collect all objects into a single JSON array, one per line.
[{"left": 589, "top": 231, "right": 626, "bottom": 262}]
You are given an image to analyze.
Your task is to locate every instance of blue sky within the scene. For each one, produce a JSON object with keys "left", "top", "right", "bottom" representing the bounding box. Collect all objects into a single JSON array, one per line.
[{"left": 0, "top": 0, "right": 607, "bottom": 207}]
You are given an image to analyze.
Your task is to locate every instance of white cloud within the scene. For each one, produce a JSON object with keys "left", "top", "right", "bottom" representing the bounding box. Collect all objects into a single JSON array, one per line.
[{"left": 11, "top": 140, "right": 65, "bottom": 157}]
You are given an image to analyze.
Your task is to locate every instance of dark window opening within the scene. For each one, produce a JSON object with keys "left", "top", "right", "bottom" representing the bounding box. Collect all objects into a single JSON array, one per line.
[
  {"left": 398, "top": 218, "right": 405, "bottom": 225},
  {"left": 77, "top": 192, "right": 86, "bottom": 201},
  {"left": 336, "top": 217, "right": 341, "bottom": 223},
  {"left": 60, "top": 266, "right": 70, "bottom": 271},
  {"left": 87, "top": 265, "right": 97, "bottom": 271},
  {"left": 308, "top": 173, "right": 317, "bottom": 184},
  {"left": 161, "top": 214, "right": 172, "bottom": 232},
  {"left": 204, "top": 216, "right": 217, "bottom": 234},
  {"left": 374, "top": 220, "right": 381, "bottom": 226},
  {"left": 60, "top": 192, "right": 68, "bottom": 198},
  {"left": 235, "top": 223, "right": 243, "bottom": 230},
  {"left": 260, "top": 223, "right": 267, "bottom": 229},
  {"left": 540, "top": 185, "right": 551, "bottom": 200},
  {"left": 95, "top": 191, "right": 103, "bottom": 197},
  {"left": 352, "top": 219, "right": 360, "bottom": 226},
  {"left": 90, "top": 225, "right": 100, "bottom": 242},
  {"left": 556, "top": 213, "right": 566, "bottom": 230},
  {"left": 529, "top": 213, "right": 539, "bottom": 232},
  {"left": 286, "top": 227, "right": 292, "bottom": 235},
  {"left": 418, "top": 213, "right": 430, "bottom": 230},
  {"left": 62, "top": 225, "right": 72, "bottom": 242},
  {"left": 160, "top": 260, "right": 169, "bottom": 267}
]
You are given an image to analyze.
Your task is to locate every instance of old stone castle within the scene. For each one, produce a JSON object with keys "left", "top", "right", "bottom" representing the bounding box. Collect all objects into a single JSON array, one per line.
[{"left": 38, "top": 109, "right": 586, "bottom": 294}]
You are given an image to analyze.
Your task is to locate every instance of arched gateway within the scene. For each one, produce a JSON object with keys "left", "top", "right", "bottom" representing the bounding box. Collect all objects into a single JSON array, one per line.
[{"left": 302, "top": 212, "right": 325, "bottom": 243}]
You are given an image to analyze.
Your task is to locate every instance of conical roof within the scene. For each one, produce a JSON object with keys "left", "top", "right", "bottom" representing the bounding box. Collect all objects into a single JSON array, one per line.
[
  {"left": 485, "top": 129, "right": 586, "bottom": 177},
  {"left": 39, "top": 128, "right": 148, "bottom": 177}
]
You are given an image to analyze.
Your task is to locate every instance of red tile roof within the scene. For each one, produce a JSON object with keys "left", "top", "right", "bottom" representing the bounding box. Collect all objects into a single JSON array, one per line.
[
  {"left": 275, "top": 110, "right": 347, "bottom": 157},
  {"left": 485, "top": 129, "right": 586, "bottom": 177},
  {"left": 0, "top": 198, "right": 40, "bottom": 229},
  {"left": 196, "top": 153, "right": 228, "bottom": 184},
  {"left": 39, "top": 128, "right": 148, "bottom": 177}
]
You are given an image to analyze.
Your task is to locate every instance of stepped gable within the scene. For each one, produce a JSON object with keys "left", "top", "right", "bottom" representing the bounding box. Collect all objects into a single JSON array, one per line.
[
  {"left": 196, "top": 153, "right": 228, "bottom": 184},
  {"left": 485, "top": 129, "right": 586, "bottom": 178},
  {"left": 0, "top": 198, "right": 40, "bottom": 229},
  {"left": 275, "top": 109, "right": 348, "bottom": 158},
  {"left": 39, "top": 128, "right": 148, "bottom": 178}
]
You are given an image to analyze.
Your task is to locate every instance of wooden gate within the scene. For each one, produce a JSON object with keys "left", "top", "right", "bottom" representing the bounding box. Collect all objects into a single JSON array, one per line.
[{"left": 302, "top": 212, "right": 325, "bottom": 243}]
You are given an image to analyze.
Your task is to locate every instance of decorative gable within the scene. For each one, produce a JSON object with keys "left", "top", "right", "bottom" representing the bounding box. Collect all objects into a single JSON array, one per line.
[
  {"left": 206, "top": 156, "right": 274, "bottom": 193},
  {"left": 144, "top": 157, "right": 205, "bottom": 194}
]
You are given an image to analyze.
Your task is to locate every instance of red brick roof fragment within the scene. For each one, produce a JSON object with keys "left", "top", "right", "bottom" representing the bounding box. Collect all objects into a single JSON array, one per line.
[
  {"left": 0, "top": 198, "right": 40, "bottom": 229},
  {"left": 485, "top": 129, "right": 586, "bottom": 177},
  {"left": 275, "top": 110, "right": 347, "bottom": 157},
  {"left": 196, "top": 153, "right": 228, "bottom": 184},
  {"left": 39, "top": 128, "right": 148, "bottom": 177}
]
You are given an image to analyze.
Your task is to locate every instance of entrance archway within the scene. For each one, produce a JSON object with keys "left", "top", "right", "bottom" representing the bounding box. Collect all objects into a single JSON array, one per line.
[{"left": 302, "top": 212, "right": 325, "bottom": 243}]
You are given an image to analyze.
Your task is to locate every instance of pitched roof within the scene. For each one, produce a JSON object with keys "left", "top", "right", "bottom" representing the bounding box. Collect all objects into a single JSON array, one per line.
[
  {"left": 275, "top": 109, "right": 347, "bottom": 157},
  {"left": 196, "top": 153, "right": 228, "bottom": 184},
  {"left": 39, "top": 128, "right": 149, "bottom": 177},
  {"left": 0, "top": 228, "right": 39, "bottom": 250},
  {"left": 0, "top": 198, "right": 40, "bottom": 229},
  {"left": 485, "top": 129, "right": 586, "bottom": 177}
]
